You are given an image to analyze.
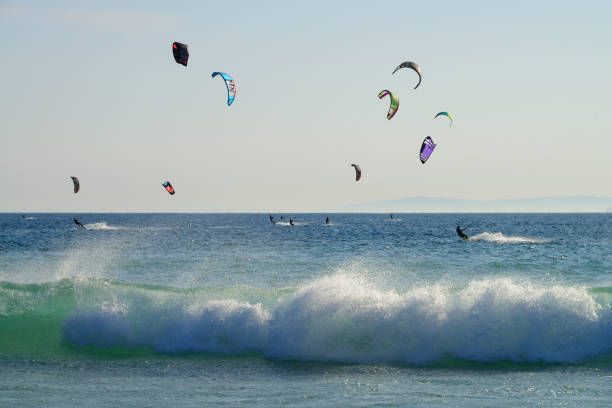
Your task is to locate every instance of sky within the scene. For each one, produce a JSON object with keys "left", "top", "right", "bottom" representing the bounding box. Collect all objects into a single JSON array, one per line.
[{"left": 1, "top": 0, "right": 611, "bottom": 212}]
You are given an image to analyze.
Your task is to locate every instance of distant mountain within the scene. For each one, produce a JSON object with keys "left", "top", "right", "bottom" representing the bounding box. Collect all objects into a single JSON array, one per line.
[{"left": 333, "top": 196, "right": 612, "bottom": 213}]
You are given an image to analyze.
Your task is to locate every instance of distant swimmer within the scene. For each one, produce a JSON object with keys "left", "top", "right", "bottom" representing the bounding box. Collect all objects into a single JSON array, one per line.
[
  {"left": 289, "top": 218, "right": 295, "bottom": 226},
  {"left": 73, "top": 218, "right": 86, "bottom": 229},
  {"left": 269, "top": 215, "right": 276, "bottom": 225},
  {"left": 456, "top": 224, "right": 470, "bottom": 240},
  {"left": 325, "top": 217, "right": 330, "bottom": 225}
]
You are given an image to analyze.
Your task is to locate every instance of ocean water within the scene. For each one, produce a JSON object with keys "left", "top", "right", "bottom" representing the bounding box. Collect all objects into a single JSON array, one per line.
[{"left": 1, "top": 213, "right": 611, "bottom": 407}]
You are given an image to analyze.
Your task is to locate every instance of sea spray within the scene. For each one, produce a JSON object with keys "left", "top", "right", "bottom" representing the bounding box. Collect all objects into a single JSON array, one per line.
[
  {"left": 2, "top": 276, "right": 611, "bottom": 364},
  {"left": 267, "top": 274, "right": 610, "bottom": 364},
  {"left": 64, "top": 299, "right": 269, "bottom": 353},
  {"left": 469, "top": 232, "right": 551, "bottom": 243},
  {"left": 83, "top": 222, "right": 124, "bottom": 231},
  {"left": 53, "top": 275, "right": 612, "bottom": 364}
]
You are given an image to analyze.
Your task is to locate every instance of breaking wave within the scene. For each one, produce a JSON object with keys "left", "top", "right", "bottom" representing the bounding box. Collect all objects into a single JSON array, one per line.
[{"left": 2, "top": 275, "right": 611, "bottom": 365}]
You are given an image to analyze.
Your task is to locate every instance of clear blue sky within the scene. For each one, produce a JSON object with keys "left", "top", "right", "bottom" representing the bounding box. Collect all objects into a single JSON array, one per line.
[{"left": 1, "top": 0, "right": 611, "bottom": 212}]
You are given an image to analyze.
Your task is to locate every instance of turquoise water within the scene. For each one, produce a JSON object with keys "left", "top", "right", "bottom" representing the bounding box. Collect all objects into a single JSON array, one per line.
[{"left": 1, "top": 213, "right": 611, "bottom": 406}]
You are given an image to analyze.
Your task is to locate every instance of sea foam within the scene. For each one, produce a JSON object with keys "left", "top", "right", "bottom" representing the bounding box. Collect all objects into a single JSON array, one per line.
[
  {"left": 83, "top": 222, "right": 124, "bottom": 231},
  {"left": 60, "top": 274, "right": 612, "bottom": 364},
  {"left": 470, "top": 232, "right": 551, "bottom": 243}
]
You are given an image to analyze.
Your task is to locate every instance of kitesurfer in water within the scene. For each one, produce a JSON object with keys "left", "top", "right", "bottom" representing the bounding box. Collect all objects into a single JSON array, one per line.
[
  {"left": 269, "top": 215, "right": 276, "bottom": 225},
  {"left": 325, "top": 217, "right": 330, "bottom": 225},
  {"left": 289, "top": 218, "right": 295, "bottom": 226},
  {"left": 456, "top": 224, "right": 470, "bottom": 240},
  {"left": 390, "top": 214, "right": 394, "bottom": 220},
  {"left": 73, "top": 218, "right": 86, "bottom": 229}
]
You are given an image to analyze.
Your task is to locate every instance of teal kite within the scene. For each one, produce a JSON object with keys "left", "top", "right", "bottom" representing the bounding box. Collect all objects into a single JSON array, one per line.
[{"left": 435, "top": 112, "right": 453, "bottom": 127}]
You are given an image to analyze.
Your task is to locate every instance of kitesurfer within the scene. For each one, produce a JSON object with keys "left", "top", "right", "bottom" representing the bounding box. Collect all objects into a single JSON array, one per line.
[
  {"left": 74, "top": 218, "right": 86, "bottom": 229},
  {"left": 390, "top": 214, "right": 394, "bottom": 219},
  {"left": 289, "top": 218, "right": 295, "bottom": 226},
  {"left": 269, "top": 215, "right": 276, "bottom": 225},
  {"left": 325, "top": 217, "right": 330, "bottom": 225},
  {"left": 456, "top": 224, "right": 470, "bottom": 240}
]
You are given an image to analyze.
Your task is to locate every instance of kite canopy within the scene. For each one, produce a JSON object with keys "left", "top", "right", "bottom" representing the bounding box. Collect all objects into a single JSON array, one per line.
[
  {"left": 392, "top": 61, "right": 422, "bottom": 89},
  {"left": 435, "top": 111, "right": 453, "bottom": 127},
  {"left": 419, "top": 137, "right": 437, "bottom": 164},
  {"left": 70, "top": 177, "right": 80, "bottom": 194},
  {"left": 378, "top": 90, "right": 399, "bottom": 120},
  {"left": 172, "top": 42, "right": 189, "bottom": 66},
  {"left": 351, "top": 164, "right": 362, "bottom": 181},
  {"left": 211, "top": 72, "right": 236, "bottom": 106},
  {"left": 162, "top": 181, "right": 175, "bottom": 195}
]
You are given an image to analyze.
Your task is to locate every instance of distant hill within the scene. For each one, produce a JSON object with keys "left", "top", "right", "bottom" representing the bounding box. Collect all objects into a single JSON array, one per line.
[{"left": 333, "top": 196, "right": 612, "bottom": 213}]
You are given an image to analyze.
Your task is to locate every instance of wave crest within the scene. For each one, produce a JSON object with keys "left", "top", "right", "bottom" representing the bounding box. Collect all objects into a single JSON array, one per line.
[
  {"left": 64, "top": 299, "right": 269, "bottom": 353},
  {"left": 57, "top": 275, "right": 612, "bottom": 364}
]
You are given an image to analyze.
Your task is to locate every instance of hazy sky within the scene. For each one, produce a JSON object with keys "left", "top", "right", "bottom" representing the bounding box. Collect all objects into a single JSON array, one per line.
[{"left": 1, "top": 0, "right": 611, "bottom": 212}]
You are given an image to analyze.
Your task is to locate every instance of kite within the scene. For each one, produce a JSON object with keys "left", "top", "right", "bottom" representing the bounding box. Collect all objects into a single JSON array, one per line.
[
  {"left": 419, "top": 137, "right": 437, "bottom": 164},
  {"left": 70, "top": 177, "right": 80, "bottom": 194},
  {"left": 392, "top": 61, "right": 422, "bottom": 89},
  {"left": 162, "top": 181, "right": 175, "bottom": 195},
  {"left": 211, "top": 72, "right": 236, "bottom": 106},
  {"left": 378, "top": 90, "right": 399, "bottom": 120},
  {"left": 435, "top": 112, "right": 453, "bottom": 127},
  {"left": 351, "top": 164, "right": 362, "bottom": 181},
  {"left": 172, "top": 42, "right": 189, "bottom": 66}
]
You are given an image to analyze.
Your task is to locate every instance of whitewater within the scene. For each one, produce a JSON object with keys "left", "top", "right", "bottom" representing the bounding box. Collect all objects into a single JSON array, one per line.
[
  {"left": 49, "top": 275, "right": 612, "bottom": 364},
  {"left": 1, "top": 213, "right": 611, "bottom": 407}
]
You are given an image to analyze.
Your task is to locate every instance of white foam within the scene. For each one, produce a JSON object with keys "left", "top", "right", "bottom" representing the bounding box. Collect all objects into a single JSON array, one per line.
[
  {"left": 62, "top": 274, "right": 612, "bottom": 364},
  {"left": 83, "top": 222, "right": 124, "bottom": 231},
  {"left": 470, "top": 232, "right": 551, "bottom": 243},
  {"left": 64, "top": 299, "right": 269, "bottom": 353},
  {"left": 275, "top": 221, "right": 309, "bottom": 226}
]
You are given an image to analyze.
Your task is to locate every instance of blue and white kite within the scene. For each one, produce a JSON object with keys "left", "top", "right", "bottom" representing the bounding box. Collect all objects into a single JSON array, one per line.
[{"left": 211, "top": 72, "right": 236, "bottom": 106}]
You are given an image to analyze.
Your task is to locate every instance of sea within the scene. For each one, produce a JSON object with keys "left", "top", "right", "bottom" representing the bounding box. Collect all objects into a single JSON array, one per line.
[{"left": 1, "top": 213, "right": 611, "bottom": 407}]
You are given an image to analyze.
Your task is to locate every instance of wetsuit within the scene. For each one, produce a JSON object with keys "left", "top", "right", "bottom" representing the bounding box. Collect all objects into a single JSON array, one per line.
[
  {"left": 74, "top": 218, "right": 85, "bottom": 229},
  {"left": 325, "top": 217, "right": 330, "bottom": 224},
  {"left": 269, "top": 215, "right": 276, "bottom": 225},
  {"left": 456, "top": 225, "right": 469, "bottom": 239},
  {"left": 289, "top": 218, "right": 294, "bottom": 226}
]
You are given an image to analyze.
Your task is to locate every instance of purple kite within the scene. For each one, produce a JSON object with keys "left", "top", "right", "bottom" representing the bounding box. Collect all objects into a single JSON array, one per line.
[{"left": 419, "top": 136, "right": 437, "bottom": 164}]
